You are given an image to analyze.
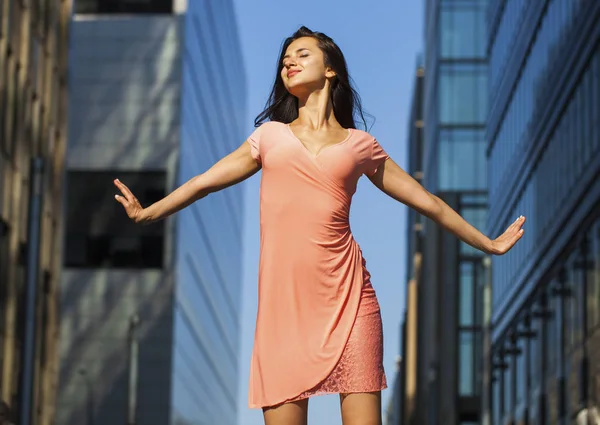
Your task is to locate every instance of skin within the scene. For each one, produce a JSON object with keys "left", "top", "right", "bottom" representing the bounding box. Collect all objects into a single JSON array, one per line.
[{"left": 114, "top": 36, "right": 525, "bottom": 425}]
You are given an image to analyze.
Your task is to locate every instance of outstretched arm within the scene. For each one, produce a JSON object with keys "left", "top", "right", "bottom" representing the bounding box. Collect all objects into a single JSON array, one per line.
[
  {"left": 368, "top": 158, "right": 525, "bottom": 255},
  {"left": 114, "top": 140, "right": 260, "bottom": 225}
]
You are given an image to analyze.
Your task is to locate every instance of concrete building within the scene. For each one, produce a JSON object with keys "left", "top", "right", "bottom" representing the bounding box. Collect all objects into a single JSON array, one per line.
[
  {"left": 399, "top": 58, "right": 425, "bottom": 425},
  {"left": 0, "top": 1, "right": 72, "bottom": 425},
  {"left": 484, "top": 1, "right": 600, "bottom": 424},
  {"left": 56, "top": 1, "right": 247, "bottom": 425}
]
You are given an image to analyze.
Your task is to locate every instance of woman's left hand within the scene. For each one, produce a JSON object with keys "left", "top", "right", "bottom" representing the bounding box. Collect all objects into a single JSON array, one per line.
[{"left": 489, "top": 215, "right": 526, "bottom": 255}]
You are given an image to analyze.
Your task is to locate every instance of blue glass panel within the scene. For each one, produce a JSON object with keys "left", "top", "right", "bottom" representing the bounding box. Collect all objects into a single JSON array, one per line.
[
  {"left": 439, "top": 129, "right": 487, "bottom": 191},
  {"left": 440, "top": 5, "right": 486, "bottom": 59},
  {"left": 440, "top": 64, "right": 487, "bottom": 124},
  {"left": 459, "top": 332, "right": 474, "bottom": 395}
]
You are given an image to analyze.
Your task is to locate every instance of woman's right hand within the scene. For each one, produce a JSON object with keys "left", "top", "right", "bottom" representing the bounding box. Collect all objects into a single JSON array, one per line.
[{"left": 114, "top": 179, "right": 146, "bottom": 224}]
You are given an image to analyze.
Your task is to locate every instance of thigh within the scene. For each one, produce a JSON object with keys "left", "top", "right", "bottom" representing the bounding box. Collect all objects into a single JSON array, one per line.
[
  {"left": 339, "top": 392, "right": 382, "bottom": 425},
  {"left": 262, "top": 398, "right": 308, "bottom": 425}
]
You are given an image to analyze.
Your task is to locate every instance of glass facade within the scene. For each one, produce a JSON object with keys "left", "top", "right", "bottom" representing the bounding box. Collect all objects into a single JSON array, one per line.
[
  {"left": 490, "top": 38, "right": 600, "bottom": 314},
  {"left": 416, "top": 0, "right": 489, "bottom": 423},
  {"left": 424, "top": 0, "right": 488, "bottom": 195},
  {"left": 57, "top": 2, "right": 246, "bottom": 425},
  {"left": 457, "top": 198, "right": 486, "bottom": 399},
  {"left": 490, "top": 215, "right": 600, "bottom": 424},
  {"left": 170, "top": 1, "right": 246, "bottom": 425},
  {"left": 486, "top": 1, "right": 600, "bottom": 424},
  {"left": 488, "top": 0, "right": 592, "bottom": 206}
]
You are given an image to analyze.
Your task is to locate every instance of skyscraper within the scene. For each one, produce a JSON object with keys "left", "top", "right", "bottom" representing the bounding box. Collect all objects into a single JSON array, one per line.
[
  {"left": 485, "top": 1, "right": 600, "bottom": 423},
  {"left": 0, "top": 2, "right": 72, "bottom": 425},
  {"left": 397, "top": 1, "right": 489, "bottom": 424},
  {"left": 56, "top": 1, "right": 247, "bottom": 425}
]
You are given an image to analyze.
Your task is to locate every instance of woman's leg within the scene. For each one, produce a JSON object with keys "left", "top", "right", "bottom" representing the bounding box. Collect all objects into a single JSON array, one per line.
[
  {"left": 339, "top": 391, "right": 382, "bottom": 425},
  {"left": 262, "top": 398, "right": 309, "bottom": 425}
]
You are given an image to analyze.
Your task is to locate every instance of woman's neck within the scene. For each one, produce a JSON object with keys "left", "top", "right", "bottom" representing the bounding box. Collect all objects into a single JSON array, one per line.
[{"left": 294, "top": 87, "right": 342, "bottom": 130}]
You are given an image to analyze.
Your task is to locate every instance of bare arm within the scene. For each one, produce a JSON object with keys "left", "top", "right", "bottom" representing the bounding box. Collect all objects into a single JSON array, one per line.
[
  {"left": 368, "top": 158, "right": 525, "bottom": 255},
  {"left": 114, "top": 141, "right": 260, "bottom": 225}
]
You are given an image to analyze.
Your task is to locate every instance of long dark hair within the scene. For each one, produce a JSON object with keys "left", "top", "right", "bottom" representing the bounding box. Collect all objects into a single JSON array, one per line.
[{"left": 254, "top": 26, "right": 372, "bottom": 130}]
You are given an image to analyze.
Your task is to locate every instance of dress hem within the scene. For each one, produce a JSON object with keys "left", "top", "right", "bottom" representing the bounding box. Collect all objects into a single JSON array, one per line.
[{"left": 249, "top": 383, "right": 389, "bottom": 409}]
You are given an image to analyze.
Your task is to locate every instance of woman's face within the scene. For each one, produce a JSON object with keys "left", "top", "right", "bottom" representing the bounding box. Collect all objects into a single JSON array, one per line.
[{"left": 281, "top": 37, "right": 336, "bottom": 95}]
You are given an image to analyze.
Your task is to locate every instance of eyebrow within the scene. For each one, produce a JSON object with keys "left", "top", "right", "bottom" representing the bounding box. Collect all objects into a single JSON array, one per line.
[{"left": 282, "top": 48, "right": 310, "bottom": 60}]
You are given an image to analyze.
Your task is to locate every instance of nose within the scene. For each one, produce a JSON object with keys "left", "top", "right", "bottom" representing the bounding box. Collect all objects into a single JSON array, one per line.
[{"left": 284, "top": 59, "right": 296, "bottom": 69}]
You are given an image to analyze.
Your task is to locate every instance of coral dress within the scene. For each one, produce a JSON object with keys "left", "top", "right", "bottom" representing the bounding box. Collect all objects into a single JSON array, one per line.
[{"left": 247, "top": 121, "right": 388, "bottom": 408}]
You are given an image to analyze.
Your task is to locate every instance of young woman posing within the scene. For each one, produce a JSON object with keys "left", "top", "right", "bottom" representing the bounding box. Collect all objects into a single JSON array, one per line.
[{"left": 115, "top": 26, "right": 525, "bottom": 425}]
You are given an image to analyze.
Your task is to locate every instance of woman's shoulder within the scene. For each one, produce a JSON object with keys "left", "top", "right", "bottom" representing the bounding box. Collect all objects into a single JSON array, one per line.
[
  {"left": 349, "top": 128, "right": 377, "bottom": 149},
  {"left": 256, "top": 121, "right": 287, "bottom": 131},
  {"left": 350, "top": 127, "right": 374, "bottom": 139},
  {"left": 248, "top": 121, "right": 286, "bottom": 142}
]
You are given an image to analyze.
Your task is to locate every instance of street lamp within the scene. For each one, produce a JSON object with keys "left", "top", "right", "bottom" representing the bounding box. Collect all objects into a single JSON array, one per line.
[
  {"left": 127, "top": 314, "right": 140, "bottom": 425},
  {"left": 78, "top": 368, "right": 94, "bottom": 425}
]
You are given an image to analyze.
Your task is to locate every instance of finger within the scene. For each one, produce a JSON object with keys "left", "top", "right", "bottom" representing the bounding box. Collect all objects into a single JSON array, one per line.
[
  {"left": 114, "top": 179, "right": 135, "bottom": 201},
  {"left": 513, "top": 228, "right": 524, "bottom": 243},
  {"left": 509, "top": 215, "right": 524, "bottom": 230},
  {"left": 114, "top": 194, "right": 129, "bottom": 206}
]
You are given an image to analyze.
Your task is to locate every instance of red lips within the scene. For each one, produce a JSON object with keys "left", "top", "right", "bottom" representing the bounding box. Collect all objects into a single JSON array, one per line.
[{"left": 287, "top": 70, "right": 301, "bottom": 78}]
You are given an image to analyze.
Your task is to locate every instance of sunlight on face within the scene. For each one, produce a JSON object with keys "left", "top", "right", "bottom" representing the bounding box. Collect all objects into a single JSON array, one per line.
[{"left": 280, "top": 37, "right": 335, "bottom": 95}]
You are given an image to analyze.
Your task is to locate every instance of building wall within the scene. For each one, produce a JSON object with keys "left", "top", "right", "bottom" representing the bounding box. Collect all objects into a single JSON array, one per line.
[
  {"left": 486, "top": 0, "right": 600, "bottom": 424},
  {"left": 0, "top": 1, "right": 72, "bottom": 425},
  {"left": 58, "top": 1, "right": 248, "bottom": 424},
  {"left": 57, "top": 15, "right": 183, "bottom": 425},
  {"left": 414, "top": 0, "right": 489, "bottom": 424},
  {"left": 421, "top": 3, "right": 494, "bottom": 423},
  {"left": 401, "top": 60, "right": 425, "bottom": 425},
  {"left": 170, "top": 0, "right": 246, "bottom": 424}
]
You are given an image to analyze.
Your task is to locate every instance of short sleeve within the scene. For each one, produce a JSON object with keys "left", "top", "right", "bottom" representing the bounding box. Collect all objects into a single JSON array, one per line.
[
  {"left": 247, "top": 125, "right": 262, "bottom": 164},
  {"left": 364, "top": 138, "right": 389, "bottom": 177}
]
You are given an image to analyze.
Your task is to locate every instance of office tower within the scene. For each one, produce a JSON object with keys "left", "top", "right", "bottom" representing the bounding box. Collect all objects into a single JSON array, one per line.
[
  {"left": 0, "top": 2, "right": 72, "bottom": 425},
  {"left": 57, "top": 1, "right": 247, "bottom": 425},
  {"left": 484, "top": 1, "right": 600, "bottom": 424},
  {"left": 398, "top": 1, "right": 489, "bottom": 424}
]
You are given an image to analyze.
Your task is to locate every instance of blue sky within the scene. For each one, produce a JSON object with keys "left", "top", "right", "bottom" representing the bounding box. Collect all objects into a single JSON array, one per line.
[{"left": 232, "top": 1, "right": 424, "bottom": 424}]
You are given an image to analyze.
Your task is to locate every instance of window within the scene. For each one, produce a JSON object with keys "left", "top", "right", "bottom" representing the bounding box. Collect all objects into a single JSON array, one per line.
[
  {"left": 458, "top": 257, "right": 483, "bottom": 396},
  {"left": 75, "top": 0, "right": 173, "bottom": 14},
  {"left": 528, "top": 311, "right": 541, "bottom": 391},
  {"left": 564, "top": 251, "right": 584, "bottom": 349},
  {"left": 439, "top": 129, "right": 487, "bottom": 191},
  {"left": 440, "top": 3, "right": 486, "bottom": 59},
  {"left": 492, "top": 370, "right": 501, "bottom": 425},
  {"left": 503, "top": 351, "right": 513, "bottom": 417},
  {"left": 459, "top": 331, "right": 474, "bottom": 395},
  {"left": 460, "top": 262, "right": 474, "bottom": 326},
  {"left": 515, "top": 335, "right": 525, "bottom": 405},
  {"left": 439, "top": 63, "right": 487, "bottom": 124},
  {"left": 459, "top": 205, "right": 487, "bottom": 254},
  {"left": 65, "top": 170, "right": 166, "bottom": 268},
  {"left": 544, "top": 283, "right": 558, "bottom": 373}
]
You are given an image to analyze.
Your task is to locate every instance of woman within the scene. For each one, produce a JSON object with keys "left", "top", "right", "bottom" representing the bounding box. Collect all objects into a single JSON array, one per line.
[{"left": 114, "top": 26, "right": 525, "bottom": 425}]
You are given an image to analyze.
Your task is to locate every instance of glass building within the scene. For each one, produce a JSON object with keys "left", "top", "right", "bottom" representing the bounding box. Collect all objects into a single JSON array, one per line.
[
  {"left": 485, "top": 1, "right": 600, "bottom": 424},
  {"left": 56, "top": 1, "right": 247, "bottom": 425},
  {"left": 397, "top": 1, "right": 489, "bottom": 424},
  {"left": 0, "top": 2, "right": 72, "bottom": 425}
]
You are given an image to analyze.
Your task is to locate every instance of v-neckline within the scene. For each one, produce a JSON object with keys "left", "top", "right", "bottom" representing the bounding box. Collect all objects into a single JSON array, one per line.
[{"left": 286, "top": 124, "right": 353, "bottom": 158}]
